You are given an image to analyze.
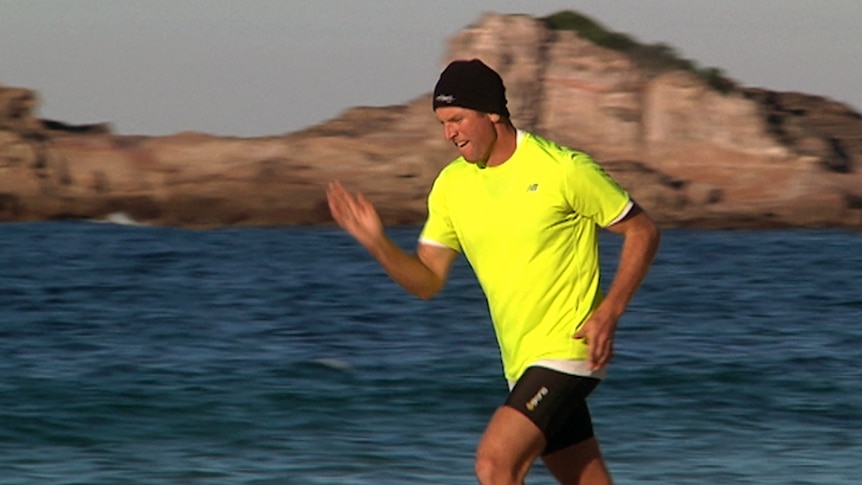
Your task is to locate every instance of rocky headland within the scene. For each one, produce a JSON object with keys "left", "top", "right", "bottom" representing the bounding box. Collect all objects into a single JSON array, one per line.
[{"left": 2, "top": 12, "right": 861, "bottom": 229}]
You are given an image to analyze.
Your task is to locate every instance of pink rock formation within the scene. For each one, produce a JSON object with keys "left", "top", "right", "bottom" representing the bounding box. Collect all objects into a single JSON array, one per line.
[{"left": 2, "top": 13, "right": 860, "bottom": 229}]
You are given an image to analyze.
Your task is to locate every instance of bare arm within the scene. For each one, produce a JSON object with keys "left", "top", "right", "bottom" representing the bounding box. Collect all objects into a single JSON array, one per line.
[
  {"left": 575, "top": 203, "right": 661, "bottom": 369},
  {"left": 327, "top": 181, "right": 457, "bottom": 299}
]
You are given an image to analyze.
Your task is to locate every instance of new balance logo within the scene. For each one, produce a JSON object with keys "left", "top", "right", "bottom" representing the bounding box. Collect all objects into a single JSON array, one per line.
[{"left": 435, "top": 94, "right": 455, "bottom": 104}]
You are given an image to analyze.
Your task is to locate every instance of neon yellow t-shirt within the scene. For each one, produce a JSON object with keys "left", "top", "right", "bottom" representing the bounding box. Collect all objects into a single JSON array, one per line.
[{"left": 420, "top": 132, "right": 632, "bottom": 381}]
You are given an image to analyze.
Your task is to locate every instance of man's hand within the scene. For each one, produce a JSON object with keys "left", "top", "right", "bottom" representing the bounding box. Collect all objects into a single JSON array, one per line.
[
  {"left": 326, "top": 181, "right": 384, "bottom": 248},
  {"left": 573, "top": 307, "right": 619, "bottom": 371}
]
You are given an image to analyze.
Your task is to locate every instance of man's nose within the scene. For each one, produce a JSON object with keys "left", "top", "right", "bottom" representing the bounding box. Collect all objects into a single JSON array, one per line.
[{"left": 443, "top": 123, "right": 456, "bottom": 140}]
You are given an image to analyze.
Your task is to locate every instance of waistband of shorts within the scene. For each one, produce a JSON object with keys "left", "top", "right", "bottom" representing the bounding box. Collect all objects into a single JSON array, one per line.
[{"left": 508, "top": 359, "right": 607, "bottom": 389}]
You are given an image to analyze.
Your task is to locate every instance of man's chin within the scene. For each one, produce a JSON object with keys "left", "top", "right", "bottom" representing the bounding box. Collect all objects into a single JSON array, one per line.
[
  {"left": 460, "top": 151, "right": 479, "bottom": 163},
  {"left": 458, "top": 147, "right": 487, "bottom": 165}
]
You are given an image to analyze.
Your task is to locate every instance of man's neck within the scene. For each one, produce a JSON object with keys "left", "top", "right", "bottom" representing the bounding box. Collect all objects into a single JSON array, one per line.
[{"left": 485, "top": 124, "right": 518, "bottom": 167}]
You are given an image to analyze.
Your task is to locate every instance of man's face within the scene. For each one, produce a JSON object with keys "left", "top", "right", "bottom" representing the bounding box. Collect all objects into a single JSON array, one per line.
[{"left": 435, "top": 106, "right": 497, "bottom": 164}]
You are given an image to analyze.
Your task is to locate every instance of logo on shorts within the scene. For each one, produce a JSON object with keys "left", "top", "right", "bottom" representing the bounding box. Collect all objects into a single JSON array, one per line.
[{"left": 526, "top": 386, "right": 549, "bottom": 412}]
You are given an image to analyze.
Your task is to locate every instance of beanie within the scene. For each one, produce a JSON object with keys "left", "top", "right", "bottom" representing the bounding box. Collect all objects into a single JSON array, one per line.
[{"left": 432, "top": 59, "right": 510, "bottom": 118}]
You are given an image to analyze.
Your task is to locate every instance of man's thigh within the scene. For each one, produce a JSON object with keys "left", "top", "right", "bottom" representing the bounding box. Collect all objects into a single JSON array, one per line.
[
  {"left": 542, "top": 437, "right": 612, "bottom": 485},
  {"left": 504, "top": 366, "right": 600, "bottom": 455}
]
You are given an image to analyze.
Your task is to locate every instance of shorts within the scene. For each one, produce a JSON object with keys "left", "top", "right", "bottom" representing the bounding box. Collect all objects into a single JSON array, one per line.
[{"left": 504, "top": 366, "right": 601, "bottom": 455}]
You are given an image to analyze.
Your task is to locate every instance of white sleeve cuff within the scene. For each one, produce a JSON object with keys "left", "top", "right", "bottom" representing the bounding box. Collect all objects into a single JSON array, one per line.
[{"left": 606, "top": 200, "right": 634, "bottom": 227}]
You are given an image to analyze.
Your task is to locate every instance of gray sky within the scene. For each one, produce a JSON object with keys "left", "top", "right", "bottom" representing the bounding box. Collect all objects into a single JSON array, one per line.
[{"left": 2, "top": 0, "right": 860, "bottom": 137}]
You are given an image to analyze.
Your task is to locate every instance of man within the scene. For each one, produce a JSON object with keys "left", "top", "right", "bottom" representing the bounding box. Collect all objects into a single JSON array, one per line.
[{"left": 327, "top": 59, "right": 660, "bottom": 485}]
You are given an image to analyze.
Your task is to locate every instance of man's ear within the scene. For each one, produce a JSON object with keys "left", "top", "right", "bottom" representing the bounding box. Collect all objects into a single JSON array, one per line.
[{"left": 487, "top": 113, "right": 502, "bottom": 123}]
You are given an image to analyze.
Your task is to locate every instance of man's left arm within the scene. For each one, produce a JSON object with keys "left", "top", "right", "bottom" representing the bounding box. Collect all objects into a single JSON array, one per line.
[{"left": 574, "top": 202, "right": 661, "bottom": 370}]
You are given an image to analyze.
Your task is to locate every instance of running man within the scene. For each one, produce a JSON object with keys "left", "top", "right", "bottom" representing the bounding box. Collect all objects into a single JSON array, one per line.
[{"left": 327, "top": 58, "right": 660, "bottom": 485}]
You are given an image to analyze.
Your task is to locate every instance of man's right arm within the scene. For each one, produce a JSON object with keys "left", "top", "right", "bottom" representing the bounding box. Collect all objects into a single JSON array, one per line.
[
  {"left": 327, "top": 181, "right": 457, "bottom": 299},
  {"left": 365, "top": 238, "right": 458, "bottom": 300}
]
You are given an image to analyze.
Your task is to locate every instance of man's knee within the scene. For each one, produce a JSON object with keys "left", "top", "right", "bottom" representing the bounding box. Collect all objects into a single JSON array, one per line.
[
  {"left": 474, "top": 406, "right": 545, "bottom": 484},
  {"left": 474, "top": 449, "right": 519, "bottom": 485}
]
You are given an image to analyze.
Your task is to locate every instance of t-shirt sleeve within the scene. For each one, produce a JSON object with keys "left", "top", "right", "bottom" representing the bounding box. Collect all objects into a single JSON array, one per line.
[
  {"left": 566, "top": 152, "right": 632, "bottom": 227},
  {"left": 419, "top": 173, "right": 462, "bottom": 252}
]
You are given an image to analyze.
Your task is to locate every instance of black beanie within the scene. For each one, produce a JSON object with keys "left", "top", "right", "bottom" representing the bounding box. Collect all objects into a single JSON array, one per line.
[{"left": 432, "top": 59, "right": 510, "bottom": 118}]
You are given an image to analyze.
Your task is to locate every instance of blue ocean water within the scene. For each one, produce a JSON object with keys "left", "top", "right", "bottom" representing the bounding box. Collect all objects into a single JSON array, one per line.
[{"left": 1, "top": 221, "right": 860, "bottom": 484}]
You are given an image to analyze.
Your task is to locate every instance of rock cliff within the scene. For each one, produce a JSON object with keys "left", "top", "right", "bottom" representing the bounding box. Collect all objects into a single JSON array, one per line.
[{"left": 2, "top": 12, "right": 861, "bottom": 229}]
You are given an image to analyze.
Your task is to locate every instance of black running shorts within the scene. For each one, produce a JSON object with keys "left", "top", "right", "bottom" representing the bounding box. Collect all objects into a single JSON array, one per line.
[{"left": 504, "top": 366, "right": 601, "bottom": 455}]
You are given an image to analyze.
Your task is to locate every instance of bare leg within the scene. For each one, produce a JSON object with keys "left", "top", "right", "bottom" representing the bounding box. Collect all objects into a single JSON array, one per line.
[
  {"left": 474, "top": 406, "right": 546, "bottom": 485},
  {"left": 541, "top": 437, "right": 612, "bottom": 485}
]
